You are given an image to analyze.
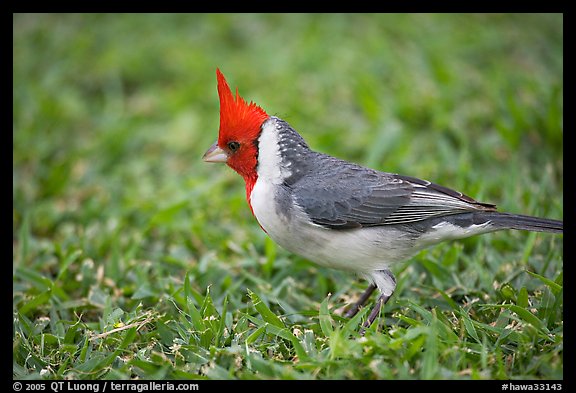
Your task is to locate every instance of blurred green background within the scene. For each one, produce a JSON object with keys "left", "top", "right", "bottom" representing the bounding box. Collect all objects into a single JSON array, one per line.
[{"left": 13, "top": 14, "right": 562, "bottom": 379}]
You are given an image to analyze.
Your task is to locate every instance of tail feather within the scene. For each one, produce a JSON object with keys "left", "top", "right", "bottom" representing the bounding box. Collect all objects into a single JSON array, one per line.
[{"left": 483, "top": 212, "right": 563, "bottom": 234}]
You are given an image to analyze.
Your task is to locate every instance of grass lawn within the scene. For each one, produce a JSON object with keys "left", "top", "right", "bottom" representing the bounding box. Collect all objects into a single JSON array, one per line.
[{"left": 13, "top": 13, "right": 563, "bottom": 380}]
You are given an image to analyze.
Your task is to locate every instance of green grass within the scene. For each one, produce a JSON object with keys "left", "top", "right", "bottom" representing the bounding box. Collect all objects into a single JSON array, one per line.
[{"left": 13, "top": 14, "right": 563, "bottom": 380}]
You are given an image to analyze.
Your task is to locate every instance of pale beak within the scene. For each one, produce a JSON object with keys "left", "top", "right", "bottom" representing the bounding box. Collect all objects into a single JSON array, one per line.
[{"left": 202, "top": 142, "right": 228, "bottom": 163}]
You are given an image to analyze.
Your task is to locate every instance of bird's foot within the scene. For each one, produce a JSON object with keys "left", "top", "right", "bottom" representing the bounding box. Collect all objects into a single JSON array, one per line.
[{"left": 359, "top": 292, "right": 392, "bottom": 336}]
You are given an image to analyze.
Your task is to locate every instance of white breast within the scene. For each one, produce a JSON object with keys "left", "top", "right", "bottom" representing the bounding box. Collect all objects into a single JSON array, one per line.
[{"left": 255, "top": 119, "right": 292, "bottom": 185}]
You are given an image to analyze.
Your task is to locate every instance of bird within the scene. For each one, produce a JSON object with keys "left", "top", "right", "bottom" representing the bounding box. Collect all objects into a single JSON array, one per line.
[{"left": 202, "top": 68, "right": 563, "bottom": 332}]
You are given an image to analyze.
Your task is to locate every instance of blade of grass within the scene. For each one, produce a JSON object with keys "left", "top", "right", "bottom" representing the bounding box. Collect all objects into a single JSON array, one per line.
[
  {"left": 244, "top": 314, "right": 308, "bottom": 361},
  {"left": 459, "top": 307, "right": 480, "bottom": 343},
  {"left": 214, "top": 295, "right": 228, "bottom": 347},
  {"left": 247, "top": 289, "right": 285, "bottom": 329},
  {"left": 184, "top": 271, "right": 205, "bottom": 332},
  {"left": 422, "top": 316, "right": 439, "bottom": 379},
  {"left": 481, "top": 304, "right": 547, "bottom": 332},
  {"left": 525, "top": 270, "right": 562, "bottom": 296},
  {"left": 517, "top": 287, "right": 529, "bottom": 309},
  {"left": 19, "top": 291, "right": 51, "bottom": 316},
  {"left": 319, "top": 294, "right": 334, "bottom": 336}
]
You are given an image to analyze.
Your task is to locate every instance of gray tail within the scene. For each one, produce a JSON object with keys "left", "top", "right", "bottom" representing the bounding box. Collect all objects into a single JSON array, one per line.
[{"left": 482, "top": 212, "right": 563, "bottom": 234}]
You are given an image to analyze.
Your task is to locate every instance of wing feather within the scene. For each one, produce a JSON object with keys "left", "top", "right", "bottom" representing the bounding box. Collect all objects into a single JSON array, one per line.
[{"left": 292, "top": 154, "right": 496, "bottom": 229}]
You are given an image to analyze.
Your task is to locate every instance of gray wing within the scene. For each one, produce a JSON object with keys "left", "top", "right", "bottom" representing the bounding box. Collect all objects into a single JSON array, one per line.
[{"left": 292, "top": 155, "right": 496, "bottom": 229}]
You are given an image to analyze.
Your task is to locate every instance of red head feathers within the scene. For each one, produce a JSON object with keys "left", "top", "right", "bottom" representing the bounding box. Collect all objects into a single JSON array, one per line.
[
  {"left": 215, "top": 69, "right": 270, "bottom": 199},
  {"left": 216, "top": 69, "right": 269, "bottom": 148}
]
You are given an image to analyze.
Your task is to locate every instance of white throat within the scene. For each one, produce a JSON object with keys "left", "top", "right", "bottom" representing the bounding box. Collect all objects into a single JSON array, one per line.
[{"left": 256, "top": 118, "right": 292, "bottom": 184}]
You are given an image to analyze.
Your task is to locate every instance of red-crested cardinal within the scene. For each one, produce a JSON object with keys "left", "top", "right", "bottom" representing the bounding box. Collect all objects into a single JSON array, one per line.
[{"left": 203, "top": 69, "right": 563, "bottom": 332}]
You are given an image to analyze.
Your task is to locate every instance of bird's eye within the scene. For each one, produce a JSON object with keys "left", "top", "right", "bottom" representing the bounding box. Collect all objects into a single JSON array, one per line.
[{"left": 227, "top": 141, "right": 240, "bottom": 152}]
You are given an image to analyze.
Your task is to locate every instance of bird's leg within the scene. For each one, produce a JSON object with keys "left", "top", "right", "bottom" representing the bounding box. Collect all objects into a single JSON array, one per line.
[
  {"left": 358, "top": 269, "right": 396, "bottom": 335},
  {"left": 359, "top": 292, "right": 393, "bottom": 335},
  {"left": 344, "top": 283, "right": 377, "bottom": 318}
]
